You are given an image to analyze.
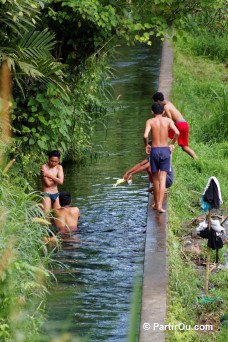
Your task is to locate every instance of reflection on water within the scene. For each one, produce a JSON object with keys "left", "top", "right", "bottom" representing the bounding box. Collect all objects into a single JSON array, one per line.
[{"left": 43, "top": 41, "right": 162, "bottom": 341}]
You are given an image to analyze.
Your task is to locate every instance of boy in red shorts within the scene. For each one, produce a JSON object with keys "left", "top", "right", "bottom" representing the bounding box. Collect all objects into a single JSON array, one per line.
[{"left": 152, "top": 92, "right": 197, "bottom": 159}]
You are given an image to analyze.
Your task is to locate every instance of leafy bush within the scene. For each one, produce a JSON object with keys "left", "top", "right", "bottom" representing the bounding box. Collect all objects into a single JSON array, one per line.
[{"left": 12, "top": 85, "right": 72, "bottom": 153}]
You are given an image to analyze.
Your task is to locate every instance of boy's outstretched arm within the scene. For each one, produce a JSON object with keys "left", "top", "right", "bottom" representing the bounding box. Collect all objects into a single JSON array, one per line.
[
  {"left": 143, "top": 120, "right": 152, "bottom": 154},
  {"left": 169, "top": 121, "right": 180, "bottom": 148},
  {"left": 164, "top": 106, "right": 172, "bottom": 120}
]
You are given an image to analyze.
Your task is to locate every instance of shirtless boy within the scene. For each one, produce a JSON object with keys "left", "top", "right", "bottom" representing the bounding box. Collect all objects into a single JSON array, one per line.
[
  {"left": 53, "top": 192, "right": 80, "bottom": 234},
  {"left": 152, "top": 92, "right": 197, "bottom": 159},
  {"left": 41, "top": 150, "right": 64, "bottom": 214},
  {"left": 143, "top": 103, "right": 179, "bottom": 213}
]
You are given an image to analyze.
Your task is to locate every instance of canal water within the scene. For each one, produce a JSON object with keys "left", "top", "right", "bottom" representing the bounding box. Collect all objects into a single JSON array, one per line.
[{"left": 43, "top": 41, "right": 162, "bottom": 341}]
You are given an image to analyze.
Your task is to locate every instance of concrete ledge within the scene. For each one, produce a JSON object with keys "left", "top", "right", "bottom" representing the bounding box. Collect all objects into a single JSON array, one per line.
[
  {"left": 139, "top": 195, "right": 168, "bottom": 342},
  {"left": 139, "top": 37, "right": 173, "bottom": 342},
  {"left": 158, "top": 37, "right": 173, "bottom": 100}
]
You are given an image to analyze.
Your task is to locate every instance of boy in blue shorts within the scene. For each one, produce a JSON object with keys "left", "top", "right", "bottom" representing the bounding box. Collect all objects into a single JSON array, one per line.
[
  {"left": 143, "top": 103, "right": 179, "bottom": 213},
  {"left": 41, "top": 150, "right": 64, "bottom": 215}
]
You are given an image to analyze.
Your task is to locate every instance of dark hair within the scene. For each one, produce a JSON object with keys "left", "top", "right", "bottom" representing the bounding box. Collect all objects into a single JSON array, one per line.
[
  {"left": 59, "top": 192, "right": 71, "bottom": 206},
  {"left": 151, "top": 103, "right": 164, "bottom": 114},
  {"left": 48, "top": 150, "right": 61, "bottom": 159},
  {"left": 152, "top": 92, "right": 164, "bottom": 102}
]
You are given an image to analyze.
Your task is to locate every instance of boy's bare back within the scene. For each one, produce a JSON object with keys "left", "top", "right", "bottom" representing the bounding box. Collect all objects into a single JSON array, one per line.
[
  {"left": 150, "top": 116, "right": 173, "bottom": 147},
  {"left": 163, "top": 101, "right": 185, "bottom": 122},
  {"left": 145, "top": 115, "right": 179, "bottom": 149},
  {"left": 54, "top": 206, "right": 80, "bottom": 232}
]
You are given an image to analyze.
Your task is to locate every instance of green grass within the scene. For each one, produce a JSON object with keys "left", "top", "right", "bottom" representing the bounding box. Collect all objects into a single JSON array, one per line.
[
  {"left": 0, "top": 173, "right": 54, "bottom": 341},
  {"left": 175, "top": 30, "right": 228, "bottom": 63},
  {"left": 166, "top": 38, "right": 228, "bottom": 342}
]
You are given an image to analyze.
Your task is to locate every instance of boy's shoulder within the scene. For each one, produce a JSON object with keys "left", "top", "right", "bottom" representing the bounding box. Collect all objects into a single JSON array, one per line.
[
  {"left": 164, "top": 101, "right": 172, "bottom": 108},
  {"left": 71, "top": 206, "right": 80, "bottom": 215},
  {"left": 147, "top": 117, "right": 155, "bottom": 123}
]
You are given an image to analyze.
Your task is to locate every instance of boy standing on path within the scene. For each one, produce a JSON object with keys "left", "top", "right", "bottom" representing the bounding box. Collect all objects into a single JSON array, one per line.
[
  {"left": 144, "top": 103, "right": 179, "bottom": 213},
  {"left": 41, "top": 150, "right": 64, "bottom": 214},
  {"left": 152, "top": 92, "right": 197, "bottom": 159}
]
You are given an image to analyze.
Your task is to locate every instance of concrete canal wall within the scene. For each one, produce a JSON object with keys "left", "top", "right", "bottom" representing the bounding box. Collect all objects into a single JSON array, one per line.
[{"left": 139, "top": 37, "right": 173, "bottom": 342}]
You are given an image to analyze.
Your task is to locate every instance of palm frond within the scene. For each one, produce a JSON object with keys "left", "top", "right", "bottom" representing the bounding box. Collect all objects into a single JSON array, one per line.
[
  {"left": 36, "top": 59, "right": 68, "bottom": 92},
  {"left": 5, "top": 57, "right": 16, "bottom": 74},
  {"left": 19, "top": 29, "right": 56, "bottom": 60},
  {"left": 14, "top": 58, "right": 67, "bottom": 93},
  {"left": 17, "top": 61, "right": 43, "bottom": 78}
]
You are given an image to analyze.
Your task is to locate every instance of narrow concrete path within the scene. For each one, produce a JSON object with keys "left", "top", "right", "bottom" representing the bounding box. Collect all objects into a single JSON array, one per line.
[
  {"left": 139, "top": 37, "right": 173, "bottom": 342},
  {"left": 157, "top": 37, "right": 173, "bottom": 100}
]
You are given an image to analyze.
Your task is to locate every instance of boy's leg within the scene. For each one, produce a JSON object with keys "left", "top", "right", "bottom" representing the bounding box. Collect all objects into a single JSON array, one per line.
[
  {"left": 147, "top": 168, "right": 153, "bottom": 183},
  {"left": 181, "top": 146, "right": 197, "bottom": 159},
  {"left": 177, "top": 122, "right": 197, "bottom": 159},
  {"left": 157, "top": 171, "right": 167, "bottom": 212},
  {"left": 42, "top": 196, "right": 52, "bottom": 215},
  {"left": 151, "top": 171, "right": 159, "bottom": 209},
  {"left": 53, "top": 196, "right": 60, "bottom": 210},
  {"left": 123, "top": 171, "right": 131, "bottom": 181}
]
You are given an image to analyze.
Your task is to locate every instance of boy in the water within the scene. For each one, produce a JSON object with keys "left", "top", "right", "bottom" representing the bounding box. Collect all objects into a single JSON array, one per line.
[{"left": 53, "top": 192, "right": 80, "bottom": 235}]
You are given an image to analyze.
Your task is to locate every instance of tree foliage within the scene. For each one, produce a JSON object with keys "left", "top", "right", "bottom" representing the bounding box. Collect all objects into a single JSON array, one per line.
[
  {"left": 0, "top": 0, "right": 66, "bottom": 94},
  {"left": 1, "top": 0, "right": 227, "bottom": 173}
]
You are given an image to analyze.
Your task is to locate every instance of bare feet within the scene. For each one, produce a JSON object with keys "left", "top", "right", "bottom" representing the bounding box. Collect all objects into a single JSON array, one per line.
[
  {"left": 152, "top": 203, "right": 157, "bottom": 210},
  {"left": 151, "top": 203, "right": 166, "bottom": 213}
]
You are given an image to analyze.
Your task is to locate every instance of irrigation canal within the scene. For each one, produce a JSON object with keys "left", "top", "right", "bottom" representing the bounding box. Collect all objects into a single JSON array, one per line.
[{"left": 43, "top": 40, "right": 162, "bottom": 341}]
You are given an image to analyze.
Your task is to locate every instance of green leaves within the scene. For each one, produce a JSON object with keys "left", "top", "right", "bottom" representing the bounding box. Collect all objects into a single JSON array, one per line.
[
  {"left": 37, "top": 139, "right": 46, "bottom": 149},
  {"left": 7, "top": 0, "right": 227, "bottom": 172},
  {"left": 19, "top": 29, "right": 55, "bottom": 60},
  {"left": 0, "top": 1, "right": 68, "bottom": 96},
  {"left": 29, "top": 138, "right": 35, "bottom": 145},
  {"left": 13, "top": 84, "right": 73, "bottom": 158}
]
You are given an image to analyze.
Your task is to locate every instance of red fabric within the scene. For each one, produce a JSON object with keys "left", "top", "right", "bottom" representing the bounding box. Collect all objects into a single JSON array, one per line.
[{"left": 168, "top": 121, "right": 189, "bottom": 146}]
